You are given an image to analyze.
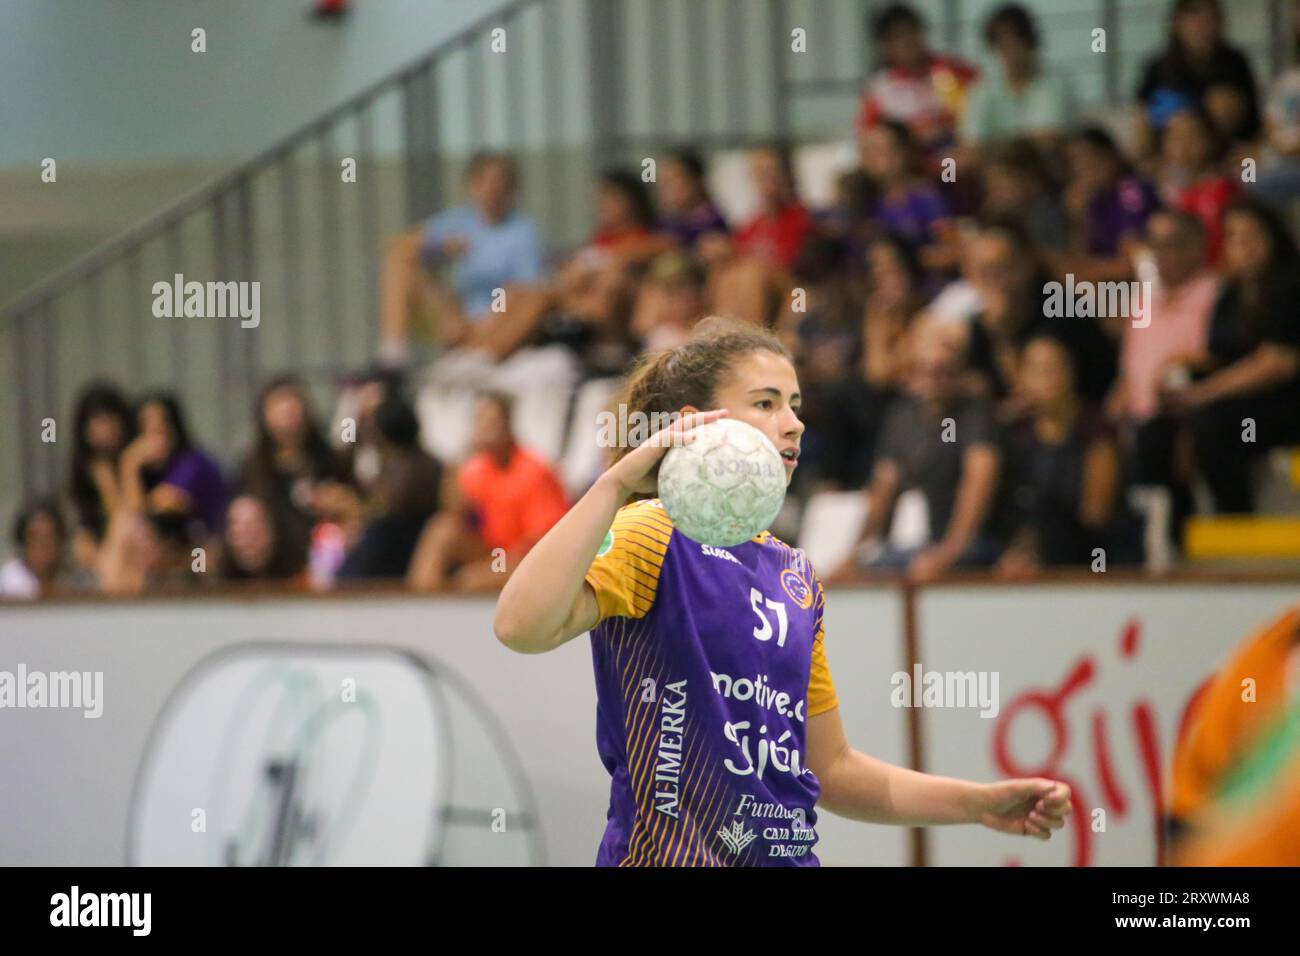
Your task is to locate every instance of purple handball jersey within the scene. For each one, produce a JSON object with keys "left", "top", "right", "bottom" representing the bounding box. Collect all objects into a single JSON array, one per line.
[{"left": 583, "top": 498, "right": 839, "bottom": 866}]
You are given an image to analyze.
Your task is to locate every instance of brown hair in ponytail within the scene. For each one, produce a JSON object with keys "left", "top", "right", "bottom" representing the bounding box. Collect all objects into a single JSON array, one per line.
[{"left": 612, "top": 315, "right": 791, "bottom": 465}]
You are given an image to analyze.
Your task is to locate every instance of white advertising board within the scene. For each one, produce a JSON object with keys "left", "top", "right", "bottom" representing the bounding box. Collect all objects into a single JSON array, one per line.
[{"left": 914, "top": 583, "right": 1299, "bottom": 866}]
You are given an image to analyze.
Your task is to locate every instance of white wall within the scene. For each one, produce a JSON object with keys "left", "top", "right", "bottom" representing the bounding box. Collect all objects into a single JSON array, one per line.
[{"left": 0, "top": 0, "right": 580, "bottom": 168}]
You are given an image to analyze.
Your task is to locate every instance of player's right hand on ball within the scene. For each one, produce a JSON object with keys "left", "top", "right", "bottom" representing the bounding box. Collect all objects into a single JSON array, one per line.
[{"left": 606, "top": 408, "right": 729, "bottom": 498}]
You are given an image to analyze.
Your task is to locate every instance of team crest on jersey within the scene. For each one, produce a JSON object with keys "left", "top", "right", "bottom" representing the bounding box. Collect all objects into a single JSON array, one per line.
[
  {"left": 780, "top": 568, "right": 813, "bottom": 609},
  {"left": 596, "top": 529, "right": 614, "bottom": 557}
]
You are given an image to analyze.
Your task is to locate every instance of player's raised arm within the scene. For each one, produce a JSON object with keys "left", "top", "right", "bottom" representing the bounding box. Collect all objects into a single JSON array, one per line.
[{"left": 493, "top": 409, "right": 727, "bottom": 653}]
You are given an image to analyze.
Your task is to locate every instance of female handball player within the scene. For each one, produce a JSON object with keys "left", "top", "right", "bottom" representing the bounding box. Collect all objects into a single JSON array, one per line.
[{"left": 495, "top": 316, "right": 1072, "bottom": 866}]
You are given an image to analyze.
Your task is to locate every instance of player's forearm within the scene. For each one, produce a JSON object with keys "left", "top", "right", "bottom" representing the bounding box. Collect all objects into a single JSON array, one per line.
[
  {"left": 820, "top": 747, "right": 979, "bottom": 826},
  {"left": 493, "top": 473, "right": 625, "bottom": 652}
]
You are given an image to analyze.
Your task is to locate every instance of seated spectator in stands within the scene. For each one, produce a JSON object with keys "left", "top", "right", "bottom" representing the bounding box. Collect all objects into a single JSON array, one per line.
[
  {"left": 860, "top": 121, "right": 959, "bottom": 271},
  {"left": 237, "top": 374, "right": 340, "bottom": 553},
  {"left": 1107, "top": 211, "right": 1217, "bottom": 542},
  {"left": 997, "top": 333, "right": 1135, "bottom": 576},
  {"left": 1156, "top": 105, "right": 1241, "bottom": 263},
  {"left": 98, "top": 510, "right": 199, "bottom": 596},
  {"left": 469, "top": 167, "right": 657, "bottom": 369},
  {"left": 0, "top": 500, "right": 70, "bottom": 599},
  {"left": 1061, "top": 127, "right": 1163, "bottom": 282},
  {"left": 378, "top": 151, "right": 543, "bottom": 364},
  {"left": 861, "top": 233, "right": 926, "bottom": 393},
  {"left": 655, "top": 150, "right": 729, "bottom": 256},
  {"left": 979, "top": 138, "right": 1069, "bottom": 252},
  {"left": 856, "top": 3, "right": 978, "bottom": 161},
  {"left": 818, "top": 167, "right": 879, "bottom": 268},
  {"left": 1250, "top": 29, "right": 1300, "bottom": 208},
  {"left": 407, "top": 392, "right": 568, "bottom": 593},
  {"left": 961, "top": 4, "right": 1074, "bottom": 146},
  {"left": 728, "top": 145, "right": 813, "bottom": 270},
  {"left": 836, "top": 322, "right": 1010, "bottom": 583},
  {"left": 707, "top": 145, "right": 812, "bottom": 325},
  {"left": 953, "top": 219, "right": 1119, "bottom": 407},
  {"left": 336, "top": 395, "right": 442, "bottom": 580},
  {"left": 1164, "top": 199, "right": 1300, "bottom": 513},
  {"left": 778, "top": 235, "right": 877, "bottom": 492},
  {"left": 120, "top": 393, "right": 228, "bottom": 538},
  {"left": 332, "top": 365, "right": 402, "bottom": 496},
  {"left": 630, "top": 251, "right": 707, "bottom": 352},
  {"left": 219, "top": 494, "right": 308, "bottom": 585},
  {"left": 1134, "top": 0, "right": 1260, "bottom": 160},
  {"left": 67, "top": 381, "right": 135, "bottom": 577}
]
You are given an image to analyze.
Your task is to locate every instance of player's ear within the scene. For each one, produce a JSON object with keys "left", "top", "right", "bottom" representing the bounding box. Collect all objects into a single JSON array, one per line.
[{"left": 678, "top": 404, "right": 700, "bottom": 417}]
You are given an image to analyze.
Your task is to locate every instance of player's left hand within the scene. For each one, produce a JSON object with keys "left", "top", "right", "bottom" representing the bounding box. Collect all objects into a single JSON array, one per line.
[{"left": 973, "top": 779, "right": 1071, "bottom": 840}]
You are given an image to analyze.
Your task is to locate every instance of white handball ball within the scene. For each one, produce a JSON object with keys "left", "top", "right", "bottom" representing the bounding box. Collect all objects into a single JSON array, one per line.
[{"left": 657, "top": 418, "right": 788, "bottom": 547}]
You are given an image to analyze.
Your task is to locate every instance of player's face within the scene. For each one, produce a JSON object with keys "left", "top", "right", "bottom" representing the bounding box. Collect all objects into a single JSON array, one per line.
[{"left": 689, "top": 350, "right": 804, "bottom": 486}]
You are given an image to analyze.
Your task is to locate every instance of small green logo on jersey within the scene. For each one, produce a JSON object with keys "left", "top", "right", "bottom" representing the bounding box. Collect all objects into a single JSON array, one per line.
[{"left": 597, "top": 529, "right": 614, "bottom": 557}]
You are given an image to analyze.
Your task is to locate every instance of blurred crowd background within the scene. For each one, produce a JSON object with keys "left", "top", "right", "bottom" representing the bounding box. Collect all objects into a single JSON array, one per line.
[{"left": 6, "top": 0, "right": 1300, "bottom": 600}]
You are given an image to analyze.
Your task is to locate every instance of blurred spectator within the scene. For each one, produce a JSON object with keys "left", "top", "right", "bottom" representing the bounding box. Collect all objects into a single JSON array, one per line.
[
  {"left": 120, "top": 393, "right": 228, "bottom": 537},
  {"left": 860, "top": 121, "right": 958, "bottom": 270},
  {"left": 819, "top": 167, "right": 879, "bottom": 266},
  {"left": 630, "top": 251, "right": 707, "bottom": 352},
  {"left": 856, "top": 3, "right": 978, "bottom": 160},
  {"left": 729, "top": 145, "right": 813, "bottom": 269},
  {"left": 979, "top": 138, "right": 1069, "bottom": 251},
  {"left": 98, "top": 510, "right": 198, "bottom": 596},
  {"left": 332, "top": 365, "right": 402, "bottom": 497},
  {"left": 465, "top": 167, "right": 656, "bottom": 370},
  {"left": 1135, "top": 0, "right": 1260, "bottom": 157},
  {"left": 1251, "top": 9, "right": 1300, "bottom": 208},
  {"left": 708, "top": 145, "right": 811, "bottom": 325},
  {"left": 1165, "top": 199, "right": 1300, "bottom": 512},
  {"left": 961, "top": 4, "right": 1074, "bottom": 145},
  {"left": 955, "top": 219, "right": 1118, "bottom": 406},
  {"left": 862, "top": 233, "right": 927, "bottom": 392},
  {"left": 1108, "top": 211, "right": 1217, "bottom": 543},
  {"left": 219, "top": 494, "right": 308, "bottom": 584},
  {"left": 67, "top": 381, "right": 135, "bottom": 576},
  {"left": 407, "top": 392, "right": 567, "bottom": 592},
  {"left": 1156, "top": 104, "right": 1241, "bottom": 262},
  {"left": 1062, "top": 127, "right": 1162, "bottom": 281},
  {"left": 838, "top": 322, "right": 1010, "bottom": 582},
  {"left": 378, "top": 151, "right": 543, "bottom": 363},
  {"left": 998, "top": 333, "right": 1135, "bottom": 575},
  {"left": 0, "top": 500, "right": 69, "bottom": 599},
  {"left": 779, "top": 235, "right": 878, "bottom": 492},
  {"left": 655, "top": 150, "right": 729, "bottom": 255},
  {"left": 237, "top": 374, "right": 340, "bottom": 543},
  {"left": 337, "top": 395, "right": 443, "bottom": 580}
]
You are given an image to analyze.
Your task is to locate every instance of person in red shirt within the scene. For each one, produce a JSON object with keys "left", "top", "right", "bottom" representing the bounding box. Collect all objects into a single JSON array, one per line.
[
  {"left": 704, "top": 145, "right": 812, "bottom": 325},
  {"left": 731, "top": 148, "right": 812, "bottom": 269},
  {"left": 407, "top": 392, "right": 568, "bottom": 592},
  {"left": 856, "top": 3, "right": 979, "bottom": 159},
  {"left": 1158, "top": 104, "right": 1241, "bottom": 263}
]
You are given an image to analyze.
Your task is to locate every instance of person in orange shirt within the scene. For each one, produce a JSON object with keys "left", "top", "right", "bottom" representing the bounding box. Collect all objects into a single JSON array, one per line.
[
  {"left": 1167, "top": 603, "right": 1300, "bottom": 861},
  {"left": 407, "top": 392, "right": 568, "bottom": 592}
]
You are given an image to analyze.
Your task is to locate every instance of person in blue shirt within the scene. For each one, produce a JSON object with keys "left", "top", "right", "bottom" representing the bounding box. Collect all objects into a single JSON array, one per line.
[{"left": 379, "top": 151, "right": 543, "bottom": 364}]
